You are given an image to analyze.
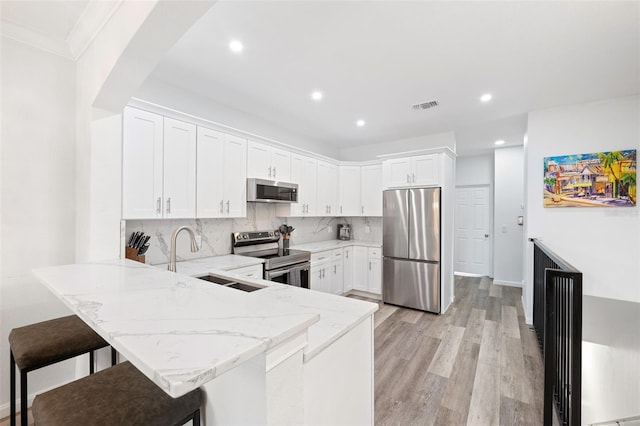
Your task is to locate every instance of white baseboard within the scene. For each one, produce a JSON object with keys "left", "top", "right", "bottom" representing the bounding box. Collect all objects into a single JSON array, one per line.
[
  {"left": 492, "top": 279, "right": 524, "bottom": 288},
  {"left": 454, "top": 271, "right": 485, "bottom": 277}
]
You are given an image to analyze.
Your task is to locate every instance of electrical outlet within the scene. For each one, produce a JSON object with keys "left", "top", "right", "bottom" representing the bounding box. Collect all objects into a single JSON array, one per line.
[
  {"left": 365, "top": 225, "right": 371, "bottom": 233},
  {"left": 195, "top": 235, "right": 202, "bottom": 247},
  {"left": 327, "top": 225, "right": 333, "bottom": 233}
]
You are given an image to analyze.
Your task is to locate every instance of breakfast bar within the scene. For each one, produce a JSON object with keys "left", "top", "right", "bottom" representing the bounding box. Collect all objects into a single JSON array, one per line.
[{"left": 33, "top": 259, "right": 377, "bottom": 425}]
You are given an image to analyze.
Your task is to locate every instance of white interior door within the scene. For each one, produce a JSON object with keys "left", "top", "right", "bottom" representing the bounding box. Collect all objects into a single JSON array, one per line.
[{"left": 454, "top": 185, "right": 491, "bottom": 276}]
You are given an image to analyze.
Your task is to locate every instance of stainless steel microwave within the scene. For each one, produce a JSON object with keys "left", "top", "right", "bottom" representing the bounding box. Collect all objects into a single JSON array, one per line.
[{"left": 247, "top": 178, "right": 298, "bottom": 203}]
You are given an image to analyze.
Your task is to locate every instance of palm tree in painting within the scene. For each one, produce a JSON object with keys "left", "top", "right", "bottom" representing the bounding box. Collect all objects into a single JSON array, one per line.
[
  {"left": 544, "top": 176, "right": 557, "bottom": 193},
  {"left": 621, "top": 172, "right": 636, "bottom": 203},
  {"left": 598, "top": 151, "right": 623, "bottom": 197}
]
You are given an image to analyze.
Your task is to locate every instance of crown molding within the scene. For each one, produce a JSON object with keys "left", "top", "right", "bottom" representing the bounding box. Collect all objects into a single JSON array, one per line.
[{"left": 0, "top": 0, "right": 122, "bottom": 61}]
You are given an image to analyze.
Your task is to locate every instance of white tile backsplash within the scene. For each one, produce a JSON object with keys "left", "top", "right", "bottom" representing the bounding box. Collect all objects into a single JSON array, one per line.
[{"left": 126, "top": 203, "right": 382, "bottom": 265}]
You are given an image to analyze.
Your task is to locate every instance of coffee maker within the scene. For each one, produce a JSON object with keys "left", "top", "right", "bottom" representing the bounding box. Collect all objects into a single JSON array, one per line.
[{"left": 337, "top": 224, "right": 351, "bottom": 240}]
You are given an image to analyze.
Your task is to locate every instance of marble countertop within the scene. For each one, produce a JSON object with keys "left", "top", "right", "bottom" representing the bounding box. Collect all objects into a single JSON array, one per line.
[
  {"left": 154, "top": 254, "right": 264, "bottom": 276},
  {"left": 291, "top": 239, "right": 382, "bottom": 253},
  {"left": 33, "top": 258, "right": 377, "bottom": 397}
]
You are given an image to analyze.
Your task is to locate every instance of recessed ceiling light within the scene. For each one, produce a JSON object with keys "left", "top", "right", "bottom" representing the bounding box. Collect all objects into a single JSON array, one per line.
[
  {"left": 229, "top": 40, "right": 244, "bottom": 53},
  {"left": 356, "top": 119, "right": 366, "bottom": 127},
  {"left": 494, "top": 140, "right": 505, "bottom": 146},
  {"left": 480, "top": 93, "right": 493, "bottom": 103},
  {"left": 311, "top": 91, "right": 323, "bottom": 101}
]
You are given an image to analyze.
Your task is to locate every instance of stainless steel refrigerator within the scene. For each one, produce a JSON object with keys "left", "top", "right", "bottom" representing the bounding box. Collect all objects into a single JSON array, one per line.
[{"left": 383, "top": 187, "right": 441, "bottom": 313}]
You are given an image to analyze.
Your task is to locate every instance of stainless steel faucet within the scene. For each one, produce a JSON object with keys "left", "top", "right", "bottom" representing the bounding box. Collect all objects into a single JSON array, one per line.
[{"left": 168, "top": 226, "right": 199, "bottom": 272}]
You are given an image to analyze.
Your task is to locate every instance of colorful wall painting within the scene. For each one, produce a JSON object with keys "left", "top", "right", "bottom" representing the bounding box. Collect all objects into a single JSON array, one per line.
[{"left": 543, "top": 149, "right": 636, "bottom": 207}]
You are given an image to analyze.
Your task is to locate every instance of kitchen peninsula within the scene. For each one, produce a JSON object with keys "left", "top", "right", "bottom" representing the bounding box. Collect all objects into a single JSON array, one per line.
[{"left": 33, "top": 259, "right": 377, "bottom": 425}]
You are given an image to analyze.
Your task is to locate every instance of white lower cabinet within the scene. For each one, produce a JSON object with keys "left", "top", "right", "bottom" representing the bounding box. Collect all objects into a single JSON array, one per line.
[
  {"left": 310, "top": 251, "right": 333, "bottom": 293},
  {"left": 343, "top": 247, "right": 354, "bottom": 292},
  {"left": 331, "top": 249, "right": 344, "bottom": 295},
  {"left": 350, "top": 246, "right": 382, "bottom": 295}
]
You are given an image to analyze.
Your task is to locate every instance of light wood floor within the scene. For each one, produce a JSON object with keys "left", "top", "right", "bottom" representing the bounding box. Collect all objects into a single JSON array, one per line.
[{"left": 364, "top": 275, "right": 544, "bottom": 425}]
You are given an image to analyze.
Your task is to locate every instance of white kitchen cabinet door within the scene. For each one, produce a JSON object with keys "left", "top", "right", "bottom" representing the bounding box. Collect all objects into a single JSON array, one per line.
[
  {"left": 317, "top": 160, "right": 338, "bottom": 216},
  {"left": 360, "top": 164, "right": 383, "bottom": 216},
  {"left": 311, "top": 263, "right": 331, "bottom": 293},
  {"left": 382, "top": 158, "right": 412, "bottom": 188},
  {"left": 332, "top": 260, "right": 344, "bottom": 295},
  {"left": 343, "top": 247, "right": 354, "bottom": 292},
  {"left": 247, "top": 141, "right": 272, "bottom": 179},
  {"left": 338, "top": 166, "right": 360, "bottom": 216},
  {"left": 284, "top": 154, "right": 316, "bottom": 216},
  {"left": 163, "top": 117, "right": 197, "bottom": 218},
  {"left": 352, "top": 246, "right": 369, "bottom": 291},
  {"left": 412, "top": 154, "right": 439, "bottom": 186},
  {"left": 122, "top": 107, "right": 164, "bottom": 219},
  {"left": 368, "top": 257, "right": 382, "bottom": 295},
  {"left": 270, "top": 146, "right": 291, "bottom": 181},
  {"left": 196, "top": 127, "right": 224, "bottom": 218},
  {"left": 247, "top": 141, "right": 291, "bottom": 181},
  {"left": 223, "top": 134, "right": 247, "bottom": 217}
]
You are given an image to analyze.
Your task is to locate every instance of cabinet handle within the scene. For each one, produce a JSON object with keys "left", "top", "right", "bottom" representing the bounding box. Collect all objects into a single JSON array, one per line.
[
  {"left": 329, "top": 205, "right": 331, "bottom": 214},
  {"left": 220, "top": 200, "right": 224, "bottom": 214},
  {"left": 361, "top": 205, "right": 364, "bottom": 214},
  {"left": 226, "top": 200, "right": 230, "bottom": 213},
  {"left": 340, "top": 205, "right": 343, "bottom": 214},
  {"left": 268, "top": 166, "right": 272, "bottom": 178},
  {"left": 346, "top": 251, "right": 349, "bottom": 259},
  {"left": 166, "top": 197, "right": 171, "bottom": 214},
  {"left": 412, "top": 173, "right": 416, "bottom": 183},
  {"left": 407, "top": 174, "right": 411, "bottom": 183},
  {"left": 334, "top": 265, "right": 336, "bottom": 274},
  {"left": 156, "top": 197, "right": 161, "bottom": 214},
  {"left": 273, "top": 167, "right": 276, "bottom": 178},
  {"left": 319, "top": 270, "right": 322, "bottom": 279},
  {"left": 369, "top": 261, "right": 371, "bottom": 270}
]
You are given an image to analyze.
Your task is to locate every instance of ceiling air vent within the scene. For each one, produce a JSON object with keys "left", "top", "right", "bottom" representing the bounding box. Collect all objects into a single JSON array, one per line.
[{"left": 412, "top": 100, "right": 439, "bottom": 110}]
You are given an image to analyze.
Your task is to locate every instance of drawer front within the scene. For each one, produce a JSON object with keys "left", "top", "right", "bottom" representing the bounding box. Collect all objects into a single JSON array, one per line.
[
  {"left": 311, "top": 250, "right": 332, "bottom": 264},
  {"left": 228, "top": 264, "right": 263, "bottom": 278},
  {"left": 368, "top": 247, "right": 381, "bottom": 258},
  {"left": 332, "top": 249, "right": 343, "bottom": 259}
]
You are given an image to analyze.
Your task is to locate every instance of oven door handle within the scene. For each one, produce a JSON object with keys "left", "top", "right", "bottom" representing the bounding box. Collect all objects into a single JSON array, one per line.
[{"left": 268, "top": 268, "right": 291, "bottom": 279}]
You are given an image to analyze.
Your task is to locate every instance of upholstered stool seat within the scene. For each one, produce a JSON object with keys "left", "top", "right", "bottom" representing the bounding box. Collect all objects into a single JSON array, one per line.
[
  {"left": 9, "top": 315, "right": 115, "bottom": 426},
  {"left": 32, "top": 361, "right": 202, "bottom": 426}
]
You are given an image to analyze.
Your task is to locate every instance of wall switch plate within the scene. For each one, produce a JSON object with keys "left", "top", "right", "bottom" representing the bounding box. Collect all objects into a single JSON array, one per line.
[{"left": 195, "top": 235, "right": 202, "bottom": 247}]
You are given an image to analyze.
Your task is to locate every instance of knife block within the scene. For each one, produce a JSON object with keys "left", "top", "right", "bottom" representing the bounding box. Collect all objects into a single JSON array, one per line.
[{"left": 125, "top": 247, "right": 145, "bottom": 264}]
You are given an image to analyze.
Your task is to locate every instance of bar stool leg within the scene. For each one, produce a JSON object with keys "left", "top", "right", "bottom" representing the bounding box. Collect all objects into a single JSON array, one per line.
[
  {"left": 111, "top": 347, "right": 117, "bottom": 366},
  {"left": 10, "top": 351, "right": 16, "bottom": 426},
  {"left": 20, "top": 370, "right": 27, "bottom": 426},
  {"left": 193, "top": 410, "right": 201, "bottom": 426},
  {"left": 89, "top": 350, "right": 95, "bottom": 374}
]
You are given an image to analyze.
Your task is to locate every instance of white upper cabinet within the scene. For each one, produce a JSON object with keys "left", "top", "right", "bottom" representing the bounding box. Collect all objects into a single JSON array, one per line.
[
  {"left": 122, "top": 107, "right": 164, "bottom": 219},
  {"left": 316, "top": 160, "right": 338, "bottom": 216},
  {"left": 197, "top": 127, "right": 247, "bottom": 218},
  {"left": 163, "top": 117, "right": 197, "bottom": 218},
  {"left": 383, "top": 154, "right": 439, "bottom": 188},
  {"left": 338, "top": 166, "right": 361, "bottom": 216},
  {"left": 278, "top": 153, "right": 316, "bottom": 217},
  {"left": 122, "top": 108, "right": 196, "bottom": 219},
  {"left": 247, "top": 141, "right": 291, "bottom": 181},
  {"left": 360, "top": 164, "right": 383, "bottom": 216}
]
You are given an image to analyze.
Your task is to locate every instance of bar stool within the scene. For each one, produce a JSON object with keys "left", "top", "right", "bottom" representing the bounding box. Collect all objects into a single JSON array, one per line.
[
  {"left": 32, "top": 361, "right": 202, "bottom": 426},
  {"left": 8, "top": 315, "right": 116, "bottom": 426}
]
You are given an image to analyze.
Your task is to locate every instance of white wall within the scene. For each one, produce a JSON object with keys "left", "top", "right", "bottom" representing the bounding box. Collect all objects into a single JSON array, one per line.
[
  {"left": 339, "top": 131, "right": 456, "bottom": 161},
  {"left": 135, "top": 77, "right": 339, "bottom": 159},
  {"left": 456, "top": 154, "right": 493, "bottom": 186},
  {"left": 525, "top": 96, "right": 640, "bottom": 312},
  {"left": 493, "top": 147, "right": 524, "bottom": 286},
  {"left": 0, "top": 37, "right": 80, "bottom": 415}
]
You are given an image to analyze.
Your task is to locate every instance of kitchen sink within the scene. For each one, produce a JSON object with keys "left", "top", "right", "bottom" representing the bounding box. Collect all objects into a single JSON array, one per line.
[{"left": 196, "top": 274, "right": 264, "bottom": 293}]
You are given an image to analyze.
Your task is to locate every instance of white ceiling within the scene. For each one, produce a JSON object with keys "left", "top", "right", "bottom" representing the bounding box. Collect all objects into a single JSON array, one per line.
[
  {"left": 2, "top": 1, "right": 638, "bottom": 156},
  {"left": 149, "top": 1, "right": 640, "bottom": 155}
]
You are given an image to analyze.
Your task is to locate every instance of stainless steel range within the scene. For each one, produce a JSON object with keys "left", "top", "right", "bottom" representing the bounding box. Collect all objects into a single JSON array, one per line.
[{"left": 232, "top": 230, "right": 310, "bottom": 288}]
